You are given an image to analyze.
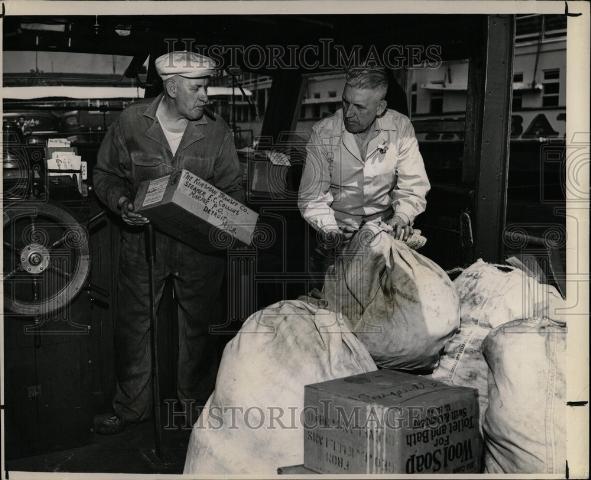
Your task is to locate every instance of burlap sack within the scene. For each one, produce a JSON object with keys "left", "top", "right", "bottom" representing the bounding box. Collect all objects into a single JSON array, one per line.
[
  {"left": 183, "top": 299, "right": 377, "bottom": 475},
  {"left": 323, "top": 223, "right": 460, "bottom": 370},
  {"left": 482, "top": 317, "right": 566, "bottom": 474}
]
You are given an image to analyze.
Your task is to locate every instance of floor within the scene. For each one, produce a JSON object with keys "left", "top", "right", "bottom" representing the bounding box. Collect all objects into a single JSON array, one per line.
[{"left": 5, "top": 418, "right": 192, "bottom": 475}]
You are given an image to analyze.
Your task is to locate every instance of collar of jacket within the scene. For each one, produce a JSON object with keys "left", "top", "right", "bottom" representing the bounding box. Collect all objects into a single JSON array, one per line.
[
  {"left": 142, "top": 93, "right": 208, "bottom": 154},
  {"left": 335, "top": 108, "right": 397, "bottom": 162},
  {"left": 337, "top": 108, "right": 398, "bottom": 134}
]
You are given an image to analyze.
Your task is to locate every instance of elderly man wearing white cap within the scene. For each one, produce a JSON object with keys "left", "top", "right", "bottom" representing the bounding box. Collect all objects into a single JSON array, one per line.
[{"left": 93, "top": 51, "right": 244, "bottom": 434}]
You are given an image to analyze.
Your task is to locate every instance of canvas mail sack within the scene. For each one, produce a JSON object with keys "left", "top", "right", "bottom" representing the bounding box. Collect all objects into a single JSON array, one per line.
[
  {"left": 431, "top": 260, "right": 567, "bottom": 432},
  {"left": 323, "top": 223, "right": 460, "bottom": 370},
  {"left": 482, "top": 316, "right": 567, "bottom": 474},
  {"left": 183, "top": 299, "right": 377, "bottom": 475}
]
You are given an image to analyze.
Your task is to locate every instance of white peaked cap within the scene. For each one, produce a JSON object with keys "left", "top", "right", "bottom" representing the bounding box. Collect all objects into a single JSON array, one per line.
[{"left": 155, "top": 51, "right": 218, "bottom": 80}]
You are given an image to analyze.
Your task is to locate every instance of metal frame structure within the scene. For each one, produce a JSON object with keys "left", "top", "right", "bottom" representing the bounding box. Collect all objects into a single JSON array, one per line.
[{"left": 463, "top": 15, "right": 515, "bottom": 263}]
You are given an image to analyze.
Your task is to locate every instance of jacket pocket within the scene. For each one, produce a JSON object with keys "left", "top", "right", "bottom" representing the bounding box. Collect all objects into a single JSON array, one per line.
[{"left": 131, "top": 155, "right": 173, "bottom": 182}]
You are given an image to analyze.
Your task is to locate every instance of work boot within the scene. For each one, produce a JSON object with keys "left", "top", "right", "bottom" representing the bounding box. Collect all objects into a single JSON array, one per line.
[{"left": 93, "top": 412, "right": 127, "bottom": 435}]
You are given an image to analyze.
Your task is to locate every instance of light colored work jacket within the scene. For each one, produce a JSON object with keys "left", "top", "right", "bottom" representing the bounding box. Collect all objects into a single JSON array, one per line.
[{"left": 298, "top": 108, "right": 430, "bottom": 231}]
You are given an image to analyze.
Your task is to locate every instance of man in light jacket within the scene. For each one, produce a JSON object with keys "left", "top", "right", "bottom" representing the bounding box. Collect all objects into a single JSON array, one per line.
[{"left": 298, "top": 66, "right": 430, "bottom": 276}]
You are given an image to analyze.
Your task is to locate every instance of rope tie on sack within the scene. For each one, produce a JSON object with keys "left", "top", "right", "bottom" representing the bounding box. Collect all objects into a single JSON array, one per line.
[{"left": 370, "top": 219, "right": 427, "bottom": 250}]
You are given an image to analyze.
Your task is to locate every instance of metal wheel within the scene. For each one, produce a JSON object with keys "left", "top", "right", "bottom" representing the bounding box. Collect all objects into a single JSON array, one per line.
[{"left": 3, "top": 202, "right": 90, "bottom": 316}]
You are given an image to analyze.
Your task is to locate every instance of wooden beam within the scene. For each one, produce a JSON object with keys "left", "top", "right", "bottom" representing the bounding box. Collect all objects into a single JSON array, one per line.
[
  {"left": 462, "top": 21, "right": 486, "bottom": 185},
  {"left": 259, "top": 70, "right": 305, "bottom": 145},
  {"left": 389, "top": 68, "right": 410, "bottom": 116},
  {"left": 145, "top": 39, "right": 168, "bottom": 98},
  {"left": 462, "top": 15, "right": 515, "bottom": 263}
]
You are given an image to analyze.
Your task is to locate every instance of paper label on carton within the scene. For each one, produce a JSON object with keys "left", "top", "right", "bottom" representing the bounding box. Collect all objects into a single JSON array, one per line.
[
  {"left": 179, "top": 171, "right": 253, "bottom": 234},
  {"left": 143, "top": 176, "right": 170, "bottom": 207}
]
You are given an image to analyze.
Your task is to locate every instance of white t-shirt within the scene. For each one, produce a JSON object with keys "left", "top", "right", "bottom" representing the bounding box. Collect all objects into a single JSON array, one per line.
[
  {"left": 156, "top": 101, "right": 186, "bottom": 156},
  {"left": 160, "top": 122, "right": 185, "bottom": 156}
]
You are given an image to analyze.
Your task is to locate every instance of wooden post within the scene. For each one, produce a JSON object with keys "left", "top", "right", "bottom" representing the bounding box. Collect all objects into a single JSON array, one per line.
[
  {"left": 259, "top": 69, "right": 305, "bottom": 144},
  {"left": 145, "top": 39, "right": 167, "bottom": 98},
  {"left": 462, "top": 15, "right": 514, "bottom": 263},
  {"left": 390, "top": 67, "right": 410, "bottom": 116}
]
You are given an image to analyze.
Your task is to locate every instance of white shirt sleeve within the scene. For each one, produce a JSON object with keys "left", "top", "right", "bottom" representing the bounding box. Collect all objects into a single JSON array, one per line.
[
  {"left": 298, "top": 130, "right": 340, "bottom": 233},
  {"left": 392, "top": 119, "right": 431, "bottom": 224}
]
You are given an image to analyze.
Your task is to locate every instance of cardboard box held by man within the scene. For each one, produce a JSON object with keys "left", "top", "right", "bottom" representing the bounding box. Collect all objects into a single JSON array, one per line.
[{"left": 134, "top": 169, "right": 258, "bottom": 252}]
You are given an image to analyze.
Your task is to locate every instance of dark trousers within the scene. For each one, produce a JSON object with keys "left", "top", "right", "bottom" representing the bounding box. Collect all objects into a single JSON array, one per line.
[{"left": 113, "top": 229, "right": 226, "bottom": 423}]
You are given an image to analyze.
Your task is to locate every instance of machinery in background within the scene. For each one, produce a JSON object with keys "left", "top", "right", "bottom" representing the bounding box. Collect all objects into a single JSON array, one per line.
[
  {"left": 3, "top": 101, "right": 182, "bottom": 461},
  {"left": 3, "top": 118, "right": 94, "bottom": 316},
  {"left": 2, "top": 121, "right": 47, "bottom": 201},
  {"left": 2, "top": 113, "right": 112, "bottom": 459}
]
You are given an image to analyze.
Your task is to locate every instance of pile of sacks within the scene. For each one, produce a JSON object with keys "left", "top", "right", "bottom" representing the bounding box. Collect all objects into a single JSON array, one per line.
[
  {"left": 429, "top": 259, "right": 567, "bottom": 474},
  {"left": 184, "top": 224, "right": 567, "bottom": 475}
]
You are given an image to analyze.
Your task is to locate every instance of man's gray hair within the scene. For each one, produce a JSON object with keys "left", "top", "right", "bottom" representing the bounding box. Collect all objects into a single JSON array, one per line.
[{"left": 345, "top": 66, "right": 389, "bottom": 98}]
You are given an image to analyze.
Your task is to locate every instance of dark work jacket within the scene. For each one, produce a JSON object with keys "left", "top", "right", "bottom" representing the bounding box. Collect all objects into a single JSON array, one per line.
[{"left": 93, "top": 93, "right": 245, "bottom": 215}]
